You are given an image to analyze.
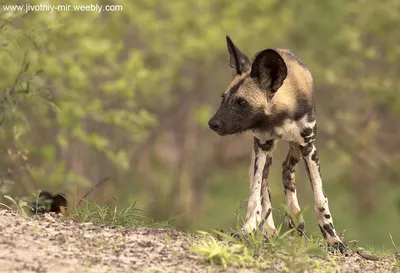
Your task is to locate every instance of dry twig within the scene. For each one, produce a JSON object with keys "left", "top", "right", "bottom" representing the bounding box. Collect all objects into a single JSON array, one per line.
[
  {"left": 77, "top": 176, "right": 110, "bottom": 206},
  {"left": 389, "top": 233, "right": 400, "bottom": 260}
]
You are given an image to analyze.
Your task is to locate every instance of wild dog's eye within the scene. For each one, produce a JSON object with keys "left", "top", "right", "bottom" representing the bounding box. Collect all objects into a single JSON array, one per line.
[{"left": 236, "top": 99, "right": 248, "bottom": 107}]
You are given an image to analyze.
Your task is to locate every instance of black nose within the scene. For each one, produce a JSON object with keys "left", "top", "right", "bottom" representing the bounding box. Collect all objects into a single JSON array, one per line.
[{"left": 208, "top": 119, "right": 222, "bottom": 131}]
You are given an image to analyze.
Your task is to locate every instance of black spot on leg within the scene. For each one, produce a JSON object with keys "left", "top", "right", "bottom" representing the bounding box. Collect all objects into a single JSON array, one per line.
[
  {"left": 282, "top": 155, "right": 298, "bottom": 193},
  {"left": 289, "top": 156, "right": 299, "bottom": 167},
  {"left": 254, "top": 155, "right": 259, "bottom": 175},
  {"left": 303, "top": 160, "right": 312, "bottom": 189},
  {"left": 311, "top": 150, "right": 319, "bottom": 162},
  {"left": 260, "top": 181, "right": 264, "bottom": 200},
  {"left": 253, "top": 138, "right": 259, "bottom": 156},
  {"left": 300, "top": 127, "right": 315, "bottom": 144},
  {"left": 258, "top": 219, "right": 265, "bottom": 229},
  {"left": 319, "top": 224, "right": 327, "bottom": 239},
  {"left": 282, "top": 168, "right": 290, "bottom": 180},
  {"left": 323, "top": 224, "right": 336, "bottom": 237},
  {"left": 262, "top": 157, "right": 272, "bottom": 180},
  {"left": 303, "top": 160, "right": 318, "bottom": 191},
  {"left": 268, "top": 189, "right": 272, "bottom": 202},
  {"left": 257, "top": 211, "right": 260, "bottom": 215},
  {"left": 284, "top": 185, "right": 296, "bottom": 193},
  {"left": 259, "top": 209, "right": 272, "bottom": 230},
  {"left": 299, "top": 143, "right": 313, "bottom": 157},
  {"left": 324, "top": 214, "right": 331, "bottom": 219},
  {"left": 319, "top": 207, "right": 325, "bottom": 212},
  {"left": 265, "top": 208, "right": 272, "bottom": 220}
]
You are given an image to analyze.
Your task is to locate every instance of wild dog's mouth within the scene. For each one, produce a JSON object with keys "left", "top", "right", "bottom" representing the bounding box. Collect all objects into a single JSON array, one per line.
[
  {"left": 214, "top": 130, "right": 227, "bottom": 136},
  {"left": 210, "top": 124, "right": 243, "bottom": 136}
]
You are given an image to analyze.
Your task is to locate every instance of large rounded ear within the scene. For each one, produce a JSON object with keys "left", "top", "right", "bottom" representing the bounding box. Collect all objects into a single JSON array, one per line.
[
  {"left": 226, "top": 36, "right": 251, "bottom": 75},
  {"left": 250, "top": 49, "right": 287, "bottom": 93}
]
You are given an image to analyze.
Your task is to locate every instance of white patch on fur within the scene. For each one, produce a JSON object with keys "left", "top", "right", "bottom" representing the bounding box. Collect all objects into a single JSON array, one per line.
[
  {"left": 254, "top": 114, "right": 316, "bottom": 144},
  {"left": 275, "top": 119, "right": 303, "bottom": 143}
]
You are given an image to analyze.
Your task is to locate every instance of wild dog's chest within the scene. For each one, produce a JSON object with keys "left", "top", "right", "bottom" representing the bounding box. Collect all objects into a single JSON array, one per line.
[{"left": 253, "top": 116, "right": 312, "bottom": 144}]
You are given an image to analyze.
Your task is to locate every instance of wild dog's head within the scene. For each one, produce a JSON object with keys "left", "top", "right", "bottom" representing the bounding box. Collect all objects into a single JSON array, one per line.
[{"left": 208, "top": 36, "right": 288, "bottom": 136}]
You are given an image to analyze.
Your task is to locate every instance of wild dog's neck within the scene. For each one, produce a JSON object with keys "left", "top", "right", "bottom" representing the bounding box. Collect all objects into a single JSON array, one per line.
[{"left": 252, "top": 106, "right": 290, "bottom": 136}]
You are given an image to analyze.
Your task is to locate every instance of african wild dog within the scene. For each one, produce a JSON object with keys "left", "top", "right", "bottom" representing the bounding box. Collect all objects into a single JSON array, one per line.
[
  {"left": 208, "top": 36, "right": 345, "bottom": 250},
  {"left": 30, "top": 191, "right": 67, "bottom": 215}
]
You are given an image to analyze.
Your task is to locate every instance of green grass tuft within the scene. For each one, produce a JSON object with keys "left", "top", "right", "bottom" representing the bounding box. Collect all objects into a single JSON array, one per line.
[
  {"left": 68, "top": 197, "right": 175, "bottom": 228},
  {"left": 191, "top": 202, "right": 330, "bottom": 272},
  {"left": 1, "top": 192, "right": 176, "bottom": 229}
]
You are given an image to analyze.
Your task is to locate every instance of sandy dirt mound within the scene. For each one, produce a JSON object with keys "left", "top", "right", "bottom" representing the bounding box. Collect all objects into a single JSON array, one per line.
[
  {"left": 0, "top": 209, "right": 397, "bottom": 273},
  {"left": 0, "top": 209, "right": 210, "bottom": 273}
]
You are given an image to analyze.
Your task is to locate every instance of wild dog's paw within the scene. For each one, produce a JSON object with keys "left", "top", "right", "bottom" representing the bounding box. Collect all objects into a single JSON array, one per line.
[
  {"left": 260, "top": 225, "right": 277, "bottom": 239},
  {"left": 285, "top": 215, "right": 306, "bottom": 236},
  {"left": 327, "top": 239, "right": 349, "bottom": 255},
  {"left": 242, "top": 215, "right": 261, "bottom": 234}
]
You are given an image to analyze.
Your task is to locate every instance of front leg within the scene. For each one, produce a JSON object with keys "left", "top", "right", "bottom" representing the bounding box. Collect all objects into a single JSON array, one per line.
[
  {"left": 299, "top": 142, "right": 345, "bottom": 249},
  {"left": 243, "top": 137, "right": 276, "bottom": 236}
]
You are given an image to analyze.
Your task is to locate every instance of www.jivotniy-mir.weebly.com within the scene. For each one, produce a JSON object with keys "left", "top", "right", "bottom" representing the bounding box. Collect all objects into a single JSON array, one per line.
[{"left": 2, "top": 3, "right": 123, "bottom": 13}]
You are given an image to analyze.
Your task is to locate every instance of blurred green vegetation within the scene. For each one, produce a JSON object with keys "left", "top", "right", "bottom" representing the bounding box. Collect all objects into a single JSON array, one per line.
[{"left": 0, "top": 0, "right": 399, "bottom": 249}]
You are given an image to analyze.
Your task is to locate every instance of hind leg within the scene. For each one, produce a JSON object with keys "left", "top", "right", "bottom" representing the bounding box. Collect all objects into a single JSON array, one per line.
[
  {"left": 282, "top": 142, "right": 305, "bottom": 234},
  {"left": 300, "top": 142, "right": 345, "bottom": 250}
]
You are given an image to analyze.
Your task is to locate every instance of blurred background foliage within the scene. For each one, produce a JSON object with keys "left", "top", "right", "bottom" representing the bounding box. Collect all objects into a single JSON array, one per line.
[{"left": 0, "top": 0, "right": 399, "bottom": 248}]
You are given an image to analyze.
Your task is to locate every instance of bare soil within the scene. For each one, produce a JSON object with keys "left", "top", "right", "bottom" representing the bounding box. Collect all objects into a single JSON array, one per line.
[{"left": 0, "top": 209, "right": 398, "bottom": 273}]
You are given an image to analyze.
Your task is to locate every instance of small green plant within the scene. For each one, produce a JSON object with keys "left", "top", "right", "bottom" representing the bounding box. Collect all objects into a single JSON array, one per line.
[
  {"left": 68, "top": 197, "right": 175, "bottom": 228},
  {"left": 1, "top": 190, "right": 176, "bottom": 228},
  {"left": 0, "top": 194, "right": 31, "bottom": 216},
  {"left": 191, "top": 201, "right": 328, "bottom": 272},
  {"left": 193, "top": 230, "right": 260, "bottom": 269}
]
